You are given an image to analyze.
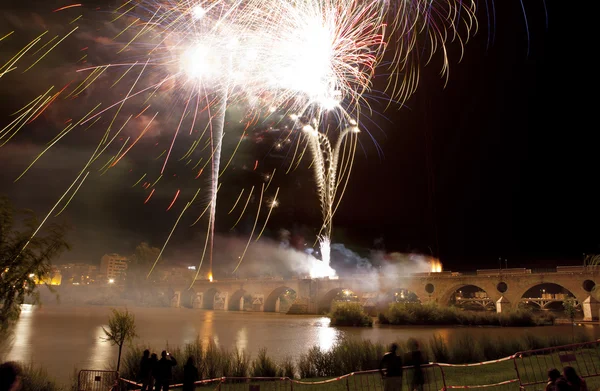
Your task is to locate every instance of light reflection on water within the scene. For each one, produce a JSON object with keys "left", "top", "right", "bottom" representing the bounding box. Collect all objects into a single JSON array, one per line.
[
  {"left": 5, "top": 305, "right": 600, "bottom": 385},
  {"left": 316, "top": 317, "right": 338, "bottom": 351},
  {"left": 10, "top": 304, "right": 34, "bottom": 362}
]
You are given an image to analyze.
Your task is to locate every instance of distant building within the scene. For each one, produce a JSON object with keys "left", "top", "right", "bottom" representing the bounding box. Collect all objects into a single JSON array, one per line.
[
  {"left": 34, "top": 266, "right": 62, "bottom": 286},
  {"left": 60, "top": 263, "right": 98, "bottom": 285},
  {"left": 100, "top": 254, "right": 129, "bottom": 283}
]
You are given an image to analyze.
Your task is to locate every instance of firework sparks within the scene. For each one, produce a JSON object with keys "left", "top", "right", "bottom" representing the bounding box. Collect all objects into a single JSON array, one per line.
[{"left": 0, "top": 0, "right": 479, "bottom": 281}]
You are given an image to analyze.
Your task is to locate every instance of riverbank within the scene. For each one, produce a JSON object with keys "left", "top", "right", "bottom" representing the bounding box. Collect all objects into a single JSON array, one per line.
[{"left": 3, "top": 305, "right": 599, "bottom": 385}]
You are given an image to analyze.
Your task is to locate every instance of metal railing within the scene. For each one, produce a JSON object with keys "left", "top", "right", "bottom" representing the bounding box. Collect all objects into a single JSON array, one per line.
[
  {"left": 117, "top": 340, "right": 600, "bottom": 391},
  {"left": 78, "top": 369, "right": 119, "bottom": 391},
  {"left": 513, "top": 340, "right": 600, "bottom": 390}
]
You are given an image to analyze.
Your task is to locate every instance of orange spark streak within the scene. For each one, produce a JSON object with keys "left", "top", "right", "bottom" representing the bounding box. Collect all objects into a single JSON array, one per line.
[
  {"left": 144, "top": 188, "right": 155, "bottom": 204},
  {"left": 166, "top": 189, "right": 180, "bottom": 211},
  {"left": 134, "top": 104, "right": 150, "bottom": 119},
  {"left": 53, "top": 4, "right": 82, "bottom": 12}
]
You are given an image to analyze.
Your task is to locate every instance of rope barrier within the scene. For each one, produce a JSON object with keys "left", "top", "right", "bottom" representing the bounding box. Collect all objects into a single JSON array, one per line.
[{"left": 445, "top": 379, "right": 520, "bottom": 389}]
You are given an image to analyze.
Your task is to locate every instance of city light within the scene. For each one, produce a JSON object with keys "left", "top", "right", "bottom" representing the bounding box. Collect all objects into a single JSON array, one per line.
[{"left": 108, "top": 279, "right": 114, "bottom": 284}]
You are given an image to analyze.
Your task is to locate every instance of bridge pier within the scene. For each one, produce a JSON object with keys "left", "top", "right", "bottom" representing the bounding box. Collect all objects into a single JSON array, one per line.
[
  {"left": 214, "top": 292, "right": 229, "bottom": 310},
  {"left": 583, "top": 295, "right": 599, "bottom": 321},
  {"left": 171, "top": 290, "right": 181, "bottom": 308},
  {"left": 252, "top": 294, "right": 265, "bottom": 311},
  {"left": 192, "top": 292, "right": 203, "bottom": 309},
  {"left": 496, "top": 296, "right": 510, "bottom": 313}
]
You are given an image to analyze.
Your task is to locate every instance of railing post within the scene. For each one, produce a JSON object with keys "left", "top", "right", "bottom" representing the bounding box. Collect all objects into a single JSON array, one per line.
[{"left": 346, "top": 374, "right": 350, "bottom": 391}]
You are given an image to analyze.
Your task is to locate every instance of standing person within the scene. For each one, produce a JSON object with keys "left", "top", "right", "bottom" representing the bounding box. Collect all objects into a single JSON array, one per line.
[
  {"left": 140, "top": 350, "right": 152, "bottom": 391},
  {"left": 0, "top": 362, "right": 22, "bottom": 391},
  {"left": 563, "top": 366, "right": 588, "bottom": 391},
  {"left": 183, "top": 357, "right": 199, "bottom": 391},
  {"left": 149, "top": 353, "right": 158, "bottom": 391},
  {"left": 545, "top": 368, "right": 561, "bottom": 391},
  {"left": 407, "top": 339, "right": 425, "bottom": 391},
  {"left": 155, "top": 351, "right": 177, "bottom": 391},
  {"left": 379, "top": 343, "right": 403, "bottom": 391}
]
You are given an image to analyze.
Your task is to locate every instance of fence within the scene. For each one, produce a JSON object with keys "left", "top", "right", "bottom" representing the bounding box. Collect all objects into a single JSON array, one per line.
[
  {"left": 78, "top": 370, "right": 119, "bottom": 391},
  {"left": 513, "top": 340, "right": 600, "bottom": 390},
  {"left": 119, "top": 340, "right": 600, "bottom": 391}
]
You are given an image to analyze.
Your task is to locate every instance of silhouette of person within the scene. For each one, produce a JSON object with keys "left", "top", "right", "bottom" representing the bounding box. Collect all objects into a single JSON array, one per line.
[
  {"left": 407, "top": 339, "right": 425, "bottom": 391},
  {"left": 155, "top": 351, "right": 177, "bottom": 391},
  {"left": 183, "top": 357, "right": 199, "bottom": 391},
  {"left": 0, "top": 362, "right": 22, "bottom": 391},
  {"left": 149, "top": 353, "right": 158, "bottom": 391},
  {"left": 546, "top": 368, "right": 561, "bottom": 391},
  {"left": 140, "top": 349, "right": 152, "bottom": 391},
  {"left": 380, "top": 343, "right": 403, "bottom": 391},
  {"left": 563, "top": 366, "right": 588, "bottom": 391}
]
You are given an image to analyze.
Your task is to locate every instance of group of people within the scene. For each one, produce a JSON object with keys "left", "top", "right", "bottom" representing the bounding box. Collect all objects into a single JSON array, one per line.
[
  {"left": 379, "top": 341, "right": 426, "bottom": 391},
  {"left": 546, "top": 367, "right": 589, "bottom": 391},
  {"left": 139, "top": 350, "right": 199, "bottom": 391}
]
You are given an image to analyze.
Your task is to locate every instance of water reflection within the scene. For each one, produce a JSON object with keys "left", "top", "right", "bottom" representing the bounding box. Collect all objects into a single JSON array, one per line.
[
  {"left": 316, "top": 317, "right": 339, "bottom": 351},
  {"left": 200, "top": 311, "right": 214, "bottom": 349},
  {"left": 90, "top": 325, "right": 112, "bottom": 368},
  {"left": 10, "top": 304, "right": 34, "bottom": 362},
  {"left": 236, "top": 327, "right": 248, "bottom": 353}
]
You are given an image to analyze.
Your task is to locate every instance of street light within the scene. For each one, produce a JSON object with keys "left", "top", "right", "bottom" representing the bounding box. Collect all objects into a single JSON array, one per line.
[{"left": 108, "top": 278, "right": 115, "bottom": 284}]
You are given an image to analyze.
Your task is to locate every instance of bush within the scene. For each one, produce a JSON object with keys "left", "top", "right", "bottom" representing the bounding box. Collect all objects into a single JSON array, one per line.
[
  {"left": 231, "top": 349, "right": 250, "bottom": 377},
  {"left": 251, "top": 348, "right": 278, "bottom": 377},
  {"left": 279, "top": 356, "right": 296, "bottom": 379},
  {"left": 19, "top": 363, "right": 62, "bottom": 391},
  {"left": 429, "top": 334, "right": 449, "bottom": 363},
  {"left": 329, "top": 302, "right": 373, "bottom": 327},
  {"left": 379, "top": 303, "right": 549, "bottom": 327}
]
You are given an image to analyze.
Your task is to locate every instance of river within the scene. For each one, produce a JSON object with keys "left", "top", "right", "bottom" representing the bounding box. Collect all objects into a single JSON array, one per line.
[{"left": 2, "top": 305, "right": 599, "bottom": 384}]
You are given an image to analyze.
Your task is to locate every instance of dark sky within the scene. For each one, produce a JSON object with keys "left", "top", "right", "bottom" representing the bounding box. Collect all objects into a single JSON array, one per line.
[{"left": 0, "top": 0, "right": 594, "bottom": 272}]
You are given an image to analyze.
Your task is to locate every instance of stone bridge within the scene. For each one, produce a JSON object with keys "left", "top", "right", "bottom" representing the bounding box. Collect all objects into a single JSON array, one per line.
[{"left": 165, "top": 267, "right": 600, "bottom": 320}]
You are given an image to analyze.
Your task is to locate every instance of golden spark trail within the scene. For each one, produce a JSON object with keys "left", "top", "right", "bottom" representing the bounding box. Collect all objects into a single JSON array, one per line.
[
  {"left": 132, "top": 173, "right": 147, "bottom": 187},
  {"left": 30, "top": 35, "right": 59, "bottom": 57},
  {"left": 54, "top": 171, "right": 89, "bottom": 217},
  {"left": 232, "top": 184, "right": 264, "bottom": 273},
  {"left": 189, "top": 183, "right": 222, "bottom": 227},
  {"left": 111, "top": 111, "right": 158, "bottom": 166},
  {"left": 254, "top": 187, "right": 279, "bottom": 241},
  {"left": 147, "top": 188, "right": 201, "bottom": 278},
  {"left": 230, "top": 185, "right": 254, "bottom": 230},
  {"left": 188, "top": 214, "right": 212, "bottom": 289},
  {"left": 228, "top": 188, "right": 244, "bottom": 214},
  {"left": 0, "top": 31, "right": 14, "bottom": 42},
  {"left": 19, "top": 171, "right": 89, "bottom": 254},
  {"left": 23, "top": 27, "right": 78, "bottom": 73}
]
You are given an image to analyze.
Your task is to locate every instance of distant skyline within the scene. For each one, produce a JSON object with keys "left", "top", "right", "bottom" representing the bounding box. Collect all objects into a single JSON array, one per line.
[{"left": 0, "top": 0, "right": 595, "bottom": 272}]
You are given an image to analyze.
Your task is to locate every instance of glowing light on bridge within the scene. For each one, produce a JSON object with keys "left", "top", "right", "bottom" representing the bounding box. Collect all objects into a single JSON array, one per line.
[{"left": 430, "top": 259, "right": 443, "bottom": 273}]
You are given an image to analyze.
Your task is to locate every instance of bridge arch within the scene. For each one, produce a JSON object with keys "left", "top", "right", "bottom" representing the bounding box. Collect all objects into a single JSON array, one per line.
[
  {"left": 228, "top": 289, "right": 249, "bottom": 311},
  {"left": 180, "top": 288, "right": 199, "bottom": 308},
  {"left": 203, "top": 287, "right": 220, "bottom": 309},
  {"left": 507, "top": 277, "right": 592, "bottom": 307},
  {"left": 318, "top": 288, "right": 358, "bottom": 314},
  {"left": 264, "top": 286, "right": 297, "bottom": 312},
  {"left": 519, "top": 283, "right": 577, "bottom": 311},
  {"left": 439, "top": 284, "right": 498, "bottom": 309},
  {"left": 380, "top": 288, "right": 421, "bottom": 305}
]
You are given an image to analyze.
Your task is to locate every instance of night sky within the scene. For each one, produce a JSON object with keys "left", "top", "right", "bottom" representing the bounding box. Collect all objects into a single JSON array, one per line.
[{"left": 0, "top": 0, "right": 594, "bottom": 272}]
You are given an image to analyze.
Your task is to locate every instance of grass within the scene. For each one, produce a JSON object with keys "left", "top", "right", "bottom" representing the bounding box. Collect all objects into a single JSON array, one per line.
[
  {"left": 378, "top": 303, "right": 556, "bottom": 327},
  {"left": 329, "top": 302, "right": 373, "bottom": 327}
]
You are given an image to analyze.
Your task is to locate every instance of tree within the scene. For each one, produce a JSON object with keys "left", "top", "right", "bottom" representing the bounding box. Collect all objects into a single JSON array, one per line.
[
  {"left": 0, "top": 196, "right": 70, "bottom": 330},
  {"left": 125, "top": 242, "right": 161, "bottom": 302},
  {"left": 102, "top": 308, "right": 138, "bottom": 372},
  {"left": 563, "top": 297, "right": 578, "bottom": 342}
]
